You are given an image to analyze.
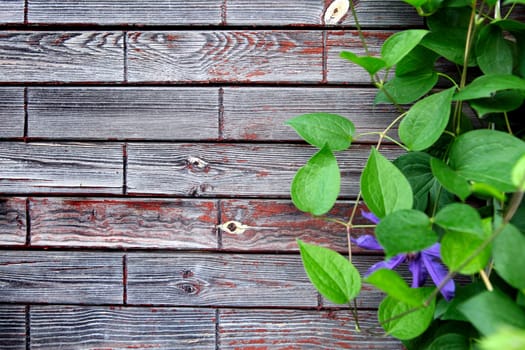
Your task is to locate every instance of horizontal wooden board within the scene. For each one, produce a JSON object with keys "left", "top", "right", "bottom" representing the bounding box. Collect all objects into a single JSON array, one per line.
[
  {"left": 0, "top": 87, "right": 24, "bottom": 138},
  {"left": 30, "top": 197, "right": 218, "bottom": 249},
  {"left": 340, "top": 0, "right": 422, "bottom": 27},
  {"left": 0, "top": 250, "right": 122, "bottom": 304},
  {"left": 27, "top": 87, "right": 219, "bottom": 140},
  {"left": 126, "top": 143, "right": 404, "bottom": 197},
  {"left": 127, "top": 31, "right": 323, "bottom": 82},
  {"left": 0, "top": 305, "right": 26, "bottom": 350},
  {"left": 30, "top": 306, "right": 216, "bottom": 350},
  {"left": 0, "top": 32, "right": 123, "bottom": 82},
  {"left": 28, "top": 0, "right": 222, "bottom": 25},
  {"left": 227, "top": 0, "right": 421, "bottom": 27},
  {"left": 127, "top": 252, "right": 318, "bottom": 307},
  {"left": 127, "top": 253, "right": 385, "bottom": 308},
  {"left": 327, "top": 30, "right": 391, "bottom": 84},
  {"left": 0, "top": 142, "right": 123, "bottom": 194},
  {"left": 0, "top": 0, "right": 24, "bottom": 23},
  {"left": 222, "top": 87, "right": 398, "bottom": 142},
  {"left": 0, "top": 197, "right": 26, "bottom": 245},
  {"left": 219, "top": 309, "right": 402, "bottom": 349},
  {"left": 220, "top": 199, "right": 375, "bottom": 252}
]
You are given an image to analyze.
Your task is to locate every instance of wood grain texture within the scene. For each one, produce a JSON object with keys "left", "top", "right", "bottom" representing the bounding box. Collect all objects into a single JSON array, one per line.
[
  {"left": 219, "top": 309, "right": 402, "bottom": 349},
  {"left": 127, "top": 252, "right": 318, "bottom": 307},
  {"left": 27, "top": 87, "right": 219, "bottom": 140},
  {"left": 0, "top": 142, "right": 123, "bottom": 194},
  {"left": 30, "top": 306, "right": 216, "bottom": 350},
  {"left": 0, "top": 250, "right": 122, "bottom": 304},
  {"left": 227, "top": 0, "right": 420, "bottom": 27},
  {"left": 0, "top": 87, "right": 24, "bottom": 138},
  {"left": 0, "top": 0, "right": 24, "bottom": 23},
  {"left": 127, "top": 31, "right": 323, "bottom": 83},
  {"left": 0, "top": 32, "right": 124, "bottom": 82},
  {"left": 222, "top": 87, "right": 398, "bottom": 142},
  {"left": 28, "top": 0, "right": 222, "bottom": 25},
  {"left": 0, "top": 305, "right": 26, "bottom": 350},
  {"left": 30, "top": 197, "right": 218, "bottom": 249},
  {"left": 341, "top": 0, "right": 422, "bottom": 27},
  {"left": 0, "top": 197, "right": 26, "bottom": 245},
  {"left": 220, "top": 199, "right": 375, "bottom": 252},
  {"left": 327, "top": 30, "right": 392, "bottom": 84},
  {"left": 127, "top": 253, "right": 386, "bottom": 308},
  {"left": 126, "top": 143, "right": 405, "bottom": 197}
]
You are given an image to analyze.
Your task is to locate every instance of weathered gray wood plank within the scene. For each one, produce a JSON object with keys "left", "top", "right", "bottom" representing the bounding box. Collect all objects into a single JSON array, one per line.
[
  {"left": 127, "top": 253, "right": 318, "bottom": 307},
  {"left": 0, "top": 0, "right": 24, "bottom": 23},
  {"left": 0, "top": 32, "right": 124, "bottom": 82},
  {"left": 28, "top": 0, "right": 222, "bottom": 25},
  {"left": 0, "top": 250, "right": 122, "bottom": 304},
  {"left": 30, "top": 197, "right": 218, "bottom": 249},
  {"left": 327, "top": 30, "right": 390, "bottom": 84},
  {"left": 0, "top": 197, "right": 26, "bottom": 245},
  {"left": 340, "top": 0, "right": 422, "bottom": 27},
  {"left": 0, "top": 142, "right": 123, "bottom": 194},
  {"left": 227, "top": 0, "right": 421, "bottom": 27},
  {"left": 127, "top": 253, "right": 385, "bottom": 308},
  {"left": 219, "top": 309, "right": 402, "bottom": 349},
  {"left": 0, "top": 305, "right": 26, "bottom": 350},
  {"left": 220, "top": 199, "right": 376, "bottom": 252},
  {"left": 0, "top": 87, "right": 24, "bottom": 138},
  {"left": 127, "top": 31, "right": 323, "bottom": 82},
  {"left": 126, "top": 143, "right": 404, "bottom": 197},
  {"left": 28, "top": 87, "right": 219, "bottom": 140},
  {"left": 222, "top": 87, "right": 398, "bottom": 142},
  {"left": 30, "top": 306, "right": 216, "bottom": 350}
]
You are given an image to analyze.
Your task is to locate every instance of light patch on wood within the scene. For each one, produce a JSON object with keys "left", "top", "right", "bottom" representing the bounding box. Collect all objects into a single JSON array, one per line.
[{"left": 324, "top": 0, "right": 350, "bottom": 25}]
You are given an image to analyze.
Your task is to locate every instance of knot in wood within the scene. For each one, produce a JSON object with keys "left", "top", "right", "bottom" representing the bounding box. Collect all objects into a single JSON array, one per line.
[
  {"left": 324, "top": 0, "right": 350, "bottom": 25},
  {"left": 217, "top": 220, "right": 250, "bottom": 235},
  {"left": 173, "top": 281, "right": 200, "bottom": 295},
  {"left": 186, "top": 156, "right": 210, "bottom": 172}
]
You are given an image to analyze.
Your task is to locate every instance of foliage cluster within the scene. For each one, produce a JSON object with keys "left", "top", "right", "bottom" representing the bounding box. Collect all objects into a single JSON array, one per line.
[{"left": 288, "top": 0, "right": 525, "bottom": 348}]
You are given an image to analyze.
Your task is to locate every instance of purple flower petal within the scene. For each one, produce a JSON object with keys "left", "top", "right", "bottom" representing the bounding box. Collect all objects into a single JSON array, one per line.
[
  {"left": 421, "top": 251, "right": 455, "bottom": 301},
  {"left": 408, "top": 256, "right": 427, "bottom": 288},
  {"left": 422, "top": 243, "right": 441, "bottom": 258},
  {"left": 361, "top": 210, "right": 380, "bottom": 224},
  {"left": 351, "top": 235, "right": 383, "bottom": 251},
  {"left": 365, "top": 254, "right": 406, "bottom": 276}
]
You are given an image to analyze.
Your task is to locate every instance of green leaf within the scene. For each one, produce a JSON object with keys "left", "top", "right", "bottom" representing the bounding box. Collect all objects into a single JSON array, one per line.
[
  {"left": 297, "top": 240, "right": 361, "bottom": 304},
  {"left": 340, "top": 51, "right": 386, "bottom": 76},
  {"left": 361, "top": 148, "right": 414, "bottom": 219},
  {"left": 376, "top": 209, "right": 437, "bottom": 257},
  {"left": 365, "top": 268, "right": 424, "bottom": 307},
  {"left": 493, "top": 224, "right": 525, "bottom": 289},
  {"left": 403, "top": 0, "right": 427, "bottom": 6},
  {"left": 394, "top": 152, "right": 435, "bottom": 211},
  {"left": 421, "top": 31, "right": 476, "bottom": 66},
  {"left": 381, "top": 30, "right": 429, "bottom": 67},
  {"left": 291, "top": 146, "right": 340, "bottom": 216},
  {"left": 440, "top": 219, "right": 492, "bottom": 275},
  {"left": 476, "top": 24, "right": 514, "bottom": 75},
  {"left": 286, "top": 113, "right": 355, "bottom": 151},
  {"left": 434, "top": 203, "right": 484, "bottom": 235},
  {"left": 449, "top": 129, "right": 525, "bottom": 192},
  {"left": 512, "top": 155, "right": 525, "bottom": 191},
  {"left": 399, "top": 88, "right": 455, "bottom": 151},
  {"left": 480, "top": 327, "right": 525, "bottom": 350},
  {"left": 503, "top": 0, "right": 525, "bottom": 4},
  {"left": 453, "top": 75, "right": 525, "bottom": 101},
  {"left": 375, "top": 71, "right": 439, "bottom": 104},
  {"left": 430, "top": 157, "right": 471, "bottom": 201},
  {"left": 379, "top": 287, "right": 436, "bottom": 340},
  {"left": 457, "top": 290, "right": 525, "bottom": 336},
  {"left": 427, "top": 333, "right": 471, "bottom": 350},
  {"left": 469, "top": 91, "right": 525, "bottom": 118},
  {"left": 396, "top": 45, "right": 439, "bottom": 77},
  {"left": 470, "top": 182, "right": 506, "bottom": 202}
]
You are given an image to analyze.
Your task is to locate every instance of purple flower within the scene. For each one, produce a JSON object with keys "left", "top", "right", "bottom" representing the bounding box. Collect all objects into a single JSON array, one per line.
[{"left": 353, "top": 211, "right": 455, "bottom": 301}]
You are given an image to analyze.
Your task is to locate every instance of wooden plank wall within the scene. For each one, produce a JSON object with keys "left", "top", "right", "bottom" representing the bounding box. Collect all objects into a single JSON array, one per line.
[{"left": 0, "top": 0, "right": 425, "bottom": 348}]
